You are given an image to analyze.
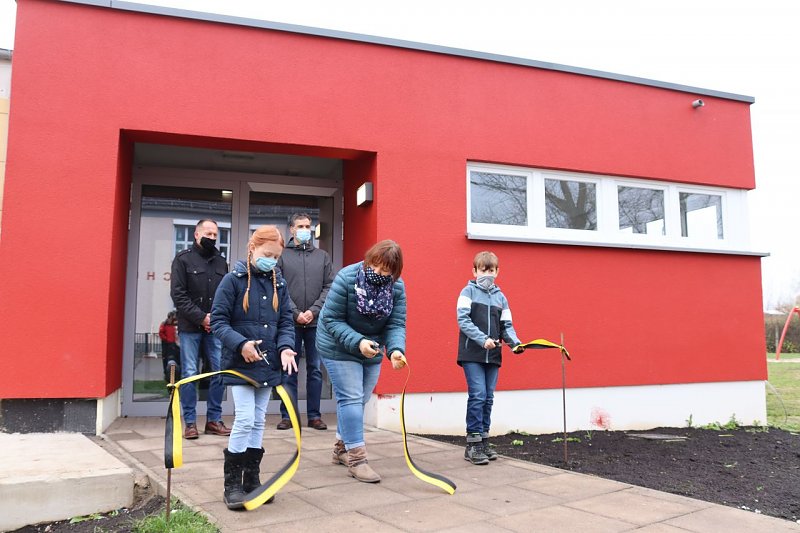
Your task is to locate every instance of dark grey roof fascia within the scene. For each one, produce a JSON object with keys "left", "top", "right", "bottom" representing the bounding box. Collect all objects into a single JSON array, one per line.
[{"left": 59, "top": 0, "right": 755, "bottom": 103}]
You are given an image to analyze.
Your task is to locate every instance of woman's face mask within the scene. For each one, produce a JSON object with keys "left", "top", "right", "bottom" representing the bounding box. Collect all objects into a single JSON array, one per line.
[
  {"left": 365, "top": 266, "right": 393, "bottom": 286},
  {"left": 255, "top": 256, "right": 278, "bottom": 272}
]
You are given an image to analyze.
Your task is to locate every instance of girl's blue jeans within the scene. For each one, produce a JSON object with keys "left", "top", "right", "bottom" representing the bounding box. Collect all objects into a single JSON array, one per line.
[
  {"left": 322, "top": 358, "right": 381, "bottom": 450},
  {"left": 462, "top": 362, "right": 499, "bottom": 436},
  {"left": 227, "top": 385, "right": 272, "bottom": 453}
]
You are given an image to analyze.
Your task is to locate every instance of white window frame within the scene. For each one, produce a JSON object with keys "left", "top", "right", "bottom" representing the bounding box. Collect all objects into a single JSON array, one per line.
[{"left": 466, "top": 162, "right": 764, "bottom": 256}]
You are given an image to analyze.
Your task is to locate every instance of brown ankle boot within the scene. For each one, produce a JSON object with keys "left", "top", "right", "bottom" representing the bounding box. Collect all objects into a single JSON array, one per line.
[
  {"left": 346, "top": 446, "right": 380, "bottom": 483},
  {"left": 332, "top": 440, "right": 347, "bottom": 466}
]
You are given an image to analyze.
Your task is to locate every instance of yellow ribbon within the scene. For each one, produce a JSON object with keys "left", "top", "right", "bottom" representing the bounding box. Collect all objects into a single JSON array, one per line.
[
  {"left": 165, "top": 358, "right": 460, "bottom": 503},
  {"left": 399, "top": 360, "right": 457, "bottom": 495},
  {"left": 514, "top": 338, "right": 571, "bottom": 360},
  {"left": 164, "top": 371, "right": 301, "bottom": 511}
]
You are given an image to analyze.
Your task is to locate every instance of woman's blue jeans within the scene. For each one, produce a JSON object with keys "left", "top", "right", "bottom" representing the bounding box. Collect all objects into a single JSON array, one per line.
[
  {"left": 228, "top": 385, "right": 272, "bottom": 453},
  {"left": 322, "top": 358, "right": 381, "bottom": 450},
  {"left": 462, "top": 362, "right": 499, "bottom": 436}
]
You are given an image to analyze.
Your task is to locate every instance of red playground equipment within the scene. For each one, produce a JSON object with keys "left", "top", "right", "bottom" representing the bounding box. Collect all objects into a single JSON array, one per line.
[{"left": 775, "top": 306, "right": 800, "bottom": 360}]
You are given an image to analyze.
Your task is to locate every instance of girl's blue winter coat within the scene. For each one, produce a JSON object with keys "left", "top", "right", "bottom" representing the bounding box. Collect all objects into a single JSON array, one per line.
[{"left": 211, "top": 260, "right": 295, "bottom": 388}]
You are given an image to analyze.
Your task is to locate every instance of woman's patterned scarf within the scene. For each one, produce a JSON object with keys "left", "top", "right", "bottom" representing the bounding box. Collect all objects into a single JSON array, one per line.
[{"left": 354, "top": 263, "right": 394, "bottom": 319}]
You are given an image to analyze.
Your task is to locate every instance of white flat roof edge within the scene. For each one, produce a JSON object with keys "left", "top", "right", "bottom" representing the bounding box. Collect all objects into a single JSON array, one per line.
[{"left": 57, "top": 0, "right": 755, "bottom": 104}]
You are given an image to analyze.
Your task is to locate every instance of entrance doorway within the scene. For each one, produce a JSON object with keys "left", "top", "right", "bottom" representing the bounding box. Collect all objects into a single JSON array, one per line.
[{"left": 121, "top": 144, "right": 343, "bottom": 417}]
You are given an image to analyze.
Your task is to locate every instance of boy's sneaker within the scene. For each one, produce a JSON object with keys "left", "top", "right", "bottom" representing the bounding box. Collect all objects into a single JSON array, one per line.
[
  {"left": 464, "top": 434, "right": 489, "bottom": 465},
  {"left": 482, "top": 438, "right": 498, "bottom": 461}
]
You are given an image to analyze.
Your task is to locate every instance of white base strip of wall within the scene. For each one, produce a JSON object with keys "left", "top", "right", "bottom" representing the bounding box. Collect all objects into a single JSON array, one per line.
[{"left": 365, "top": 380, "right": 767, "bottom": 435}]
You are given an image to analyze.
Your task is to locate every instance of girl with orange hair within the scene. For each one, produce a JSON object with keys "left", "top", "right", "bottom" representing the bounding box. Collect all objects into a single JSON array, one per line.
[{"left": 211, "top": 225, "right": 298, "bottom": 509}]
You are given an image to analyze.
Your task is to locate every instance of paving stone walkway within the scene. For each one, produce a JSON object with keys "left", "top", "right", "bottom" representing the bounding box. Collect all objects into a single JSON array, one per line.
[{"left": 103, "top": 416, "right": 800, "bottom": 532}]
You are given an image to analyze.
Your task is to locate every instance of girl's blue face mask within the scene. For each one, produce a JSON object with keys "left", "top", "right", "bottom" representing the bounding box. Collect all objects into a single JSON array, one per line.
[{"left": 256, "top": 256, "right": 278, "bottom": 272}]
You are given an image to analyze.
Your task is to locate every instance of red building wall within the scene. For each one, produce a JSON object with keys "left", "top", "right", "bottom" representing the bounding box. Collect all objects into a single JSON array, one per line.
[{"left": 0, "top": 0, "right": 764, "bottom": 400}]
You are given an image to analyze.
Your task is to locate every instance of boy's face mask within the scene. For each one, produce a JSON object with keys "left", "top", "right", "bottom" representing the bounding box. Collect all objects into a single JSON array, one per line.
[{"left": 476, "top": 275, "right": 496, "bottom": 291}]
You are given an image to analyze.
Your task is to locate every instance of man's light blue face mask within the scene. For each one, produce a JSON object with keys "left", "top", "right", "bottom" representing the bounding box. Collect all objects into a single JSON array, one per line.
[{"left": 296, "top": 229, "right": 312, "bottom": 243}]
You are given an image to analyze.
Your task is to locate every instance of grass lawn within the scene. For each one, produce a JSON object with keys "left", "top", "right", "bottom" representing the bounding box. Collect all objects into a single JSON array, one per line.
[
  {"left": 767, "top": 352, "right": 800, "bottom": 361},
  {"left": 767, "top": 358, "right": 800, "bottom": 431}
]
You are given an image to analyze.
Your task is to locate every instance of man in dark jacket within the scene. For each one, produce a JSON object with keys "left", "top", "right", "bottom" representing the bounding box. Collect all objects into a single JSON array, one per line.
[
  {"left": 275, "top": 213, "right": 334, "bottom": 430},
  {"left": 170, "top": 219, "right": 231, "bottom": 439}
]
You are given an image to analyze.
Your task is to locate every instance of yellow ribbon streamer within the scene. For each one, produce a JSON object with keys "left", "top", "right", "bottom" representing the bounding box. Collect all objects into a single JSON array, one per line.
[
  {"left": 164, "top": 371, "right": 302, "bottom": 511},
  {"left": 165, "top": 357, "right": 461, "bottom": 503},
  {"left": 400, "top": 360, "right": 457, "bottom": 495},
  {"left": 514, "top": 338, "right": 571, "bottom": 360}
]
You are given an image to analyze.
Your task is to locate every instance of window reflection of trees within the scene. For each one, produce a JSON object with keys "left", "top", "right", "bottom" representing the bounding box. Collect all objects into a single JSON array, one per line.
[
  {"left": 680, "top": 193, "right": 723, "bottom": 238},
  {"left": 618, "top": 186, "right": 665, "bottom": 235},
  {"left": 470, "top": 172, "right": 527, "bottom": 225},
  {"left": 545, "top": 179, "right": 597, "bottom": 230}
]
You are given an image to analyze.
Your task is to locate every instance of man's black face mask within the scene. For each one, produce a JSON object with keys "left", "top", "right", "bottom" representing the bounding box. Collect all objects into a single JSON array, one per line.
[{"left": 200, "top": 237, "right": 217, "bottom": 252}]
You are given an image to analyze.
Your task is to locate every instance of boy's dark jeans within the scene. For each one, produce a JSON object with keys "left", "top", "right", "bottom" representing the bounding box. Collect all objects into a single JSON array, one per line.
[{"left": 462, "top": 362, "right": 499, "bottom": 435}]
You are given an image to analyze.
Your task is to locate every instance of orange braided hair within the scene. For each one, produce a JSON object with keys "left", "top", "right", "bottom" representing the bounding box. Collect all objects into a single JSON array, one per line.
[{"left": 243, "top": 225, "right": 285, "bottom": 313}]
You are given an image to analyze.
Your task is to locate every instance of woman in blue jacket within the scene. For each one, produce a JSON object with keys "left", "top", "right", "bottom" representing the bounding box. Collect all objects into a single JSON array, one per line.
[
  {"left": 211, "top": 225, "right": 298, "bottom": 510},
  {"left": 317, "top": 240, "right": 407, "bottom": 483}
]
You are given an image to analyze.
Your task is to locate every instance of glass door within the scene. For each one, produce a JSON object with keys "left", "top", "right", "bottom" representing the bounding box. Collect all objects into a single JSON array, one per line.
[
  {"left": 246, "top": 189, "right": 336, "bottom": 415},
  {"left": 123, "top": 175, "right": 342, "bottom": 417},
  {"left": 123, "top": 183, "right": 239, "bottom": 416}
]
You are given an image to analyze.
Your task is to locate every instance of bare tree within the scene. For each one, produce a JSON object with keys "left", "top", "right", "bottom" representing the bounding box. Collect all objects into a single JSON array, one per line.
[
  {"left": 470, "top": 172, "right": 527, "bottom": 225},
  {"left": 545, "top": 179, "right": 596, "bottom": 230}
]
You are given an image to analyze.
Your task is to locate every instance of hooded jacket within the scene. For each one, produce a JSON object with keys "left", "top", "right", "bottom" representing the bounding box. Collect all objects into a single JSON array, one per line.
[
  {"left": 211, "top": 260, "right": 295, "bottom": 387},
  {"left": 456, "top": 280, "right": 521, "bottom": 367},
  {"left": 276, "top": 238, "right": 334, "bottom": 327},
  {"left": 317, "top": 262, "right": 406, "bottom": 365}
]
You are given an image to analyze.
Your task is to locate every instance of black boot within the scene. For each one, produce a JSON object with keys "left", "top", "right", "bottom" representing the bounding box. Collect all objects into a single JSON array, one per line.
[
  {"left": 482, "top": 435, "right": 498, "bottom": 461},
  {"left": 464, "top": 433, "right": 489, "bottom": 465},
  {"left": 243, "top": 447, "right": 274, "bottom": 504},
  {"left": 223, "top": 449, "right": 247, "bottom": 510}
]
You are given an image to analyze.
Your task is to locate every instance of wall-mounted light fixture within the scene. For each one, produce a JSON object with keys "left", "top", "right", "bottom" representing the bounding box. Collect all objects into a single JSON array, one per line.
[
  {"left": 356, "top": 182, "right": 373, "bottom": 206},
  {"left": 315, "top": 223, "right": 322, "bottom": 240},
  {"left": 692, "top": 99, "right": 705, "bottom": 108}
]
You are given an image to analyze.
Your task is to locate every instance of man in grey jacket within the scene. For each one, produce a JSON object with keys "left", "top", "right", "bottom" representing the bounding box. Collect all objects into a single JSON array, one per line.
[{"left": 276, "top": 213, "right": 334, "bottom": 430}]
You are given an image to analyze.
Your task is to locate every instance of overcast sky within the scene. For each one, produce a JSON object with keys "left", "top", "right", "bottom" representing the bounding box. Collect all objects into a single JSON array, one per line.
[{"left": 1, "top": 0, "right": 798, "bottom": 308}]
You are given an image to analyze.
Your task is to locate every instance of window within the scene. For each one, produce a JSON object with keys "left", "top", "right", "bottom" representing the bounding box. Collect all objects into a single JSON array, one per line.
[
  {"left": 467, "top": 163, "right": 758, "bottom": 255},
  {"left": 680, "top": 192, "right": 723, "bottom": 240},
  {"left": 618, "top": 186, "right": 665, "bottom": 235},
  {"left": 469, "top": 171, "right": 527, "bottom": 226},
  {"left": 545, "top": 178, "right": 597, "bottom": 230},
  {"left": 174, "top": 225, "right": 194, "bottom": 255}
]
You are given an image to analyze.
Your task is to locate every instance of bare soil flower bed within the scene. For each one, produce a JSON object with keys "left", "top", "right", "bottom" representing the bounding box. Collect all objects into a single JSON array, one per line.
[{"left": 422, "top": 426, "right": 800, "bottom": 523}]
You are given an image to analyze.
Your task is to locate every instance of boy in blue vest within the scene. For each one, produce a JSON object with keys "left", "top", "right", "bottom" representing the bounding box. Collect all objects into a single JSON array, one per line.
[{"left": 457, "top": 251, "right": 524, "bottom": 465}]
